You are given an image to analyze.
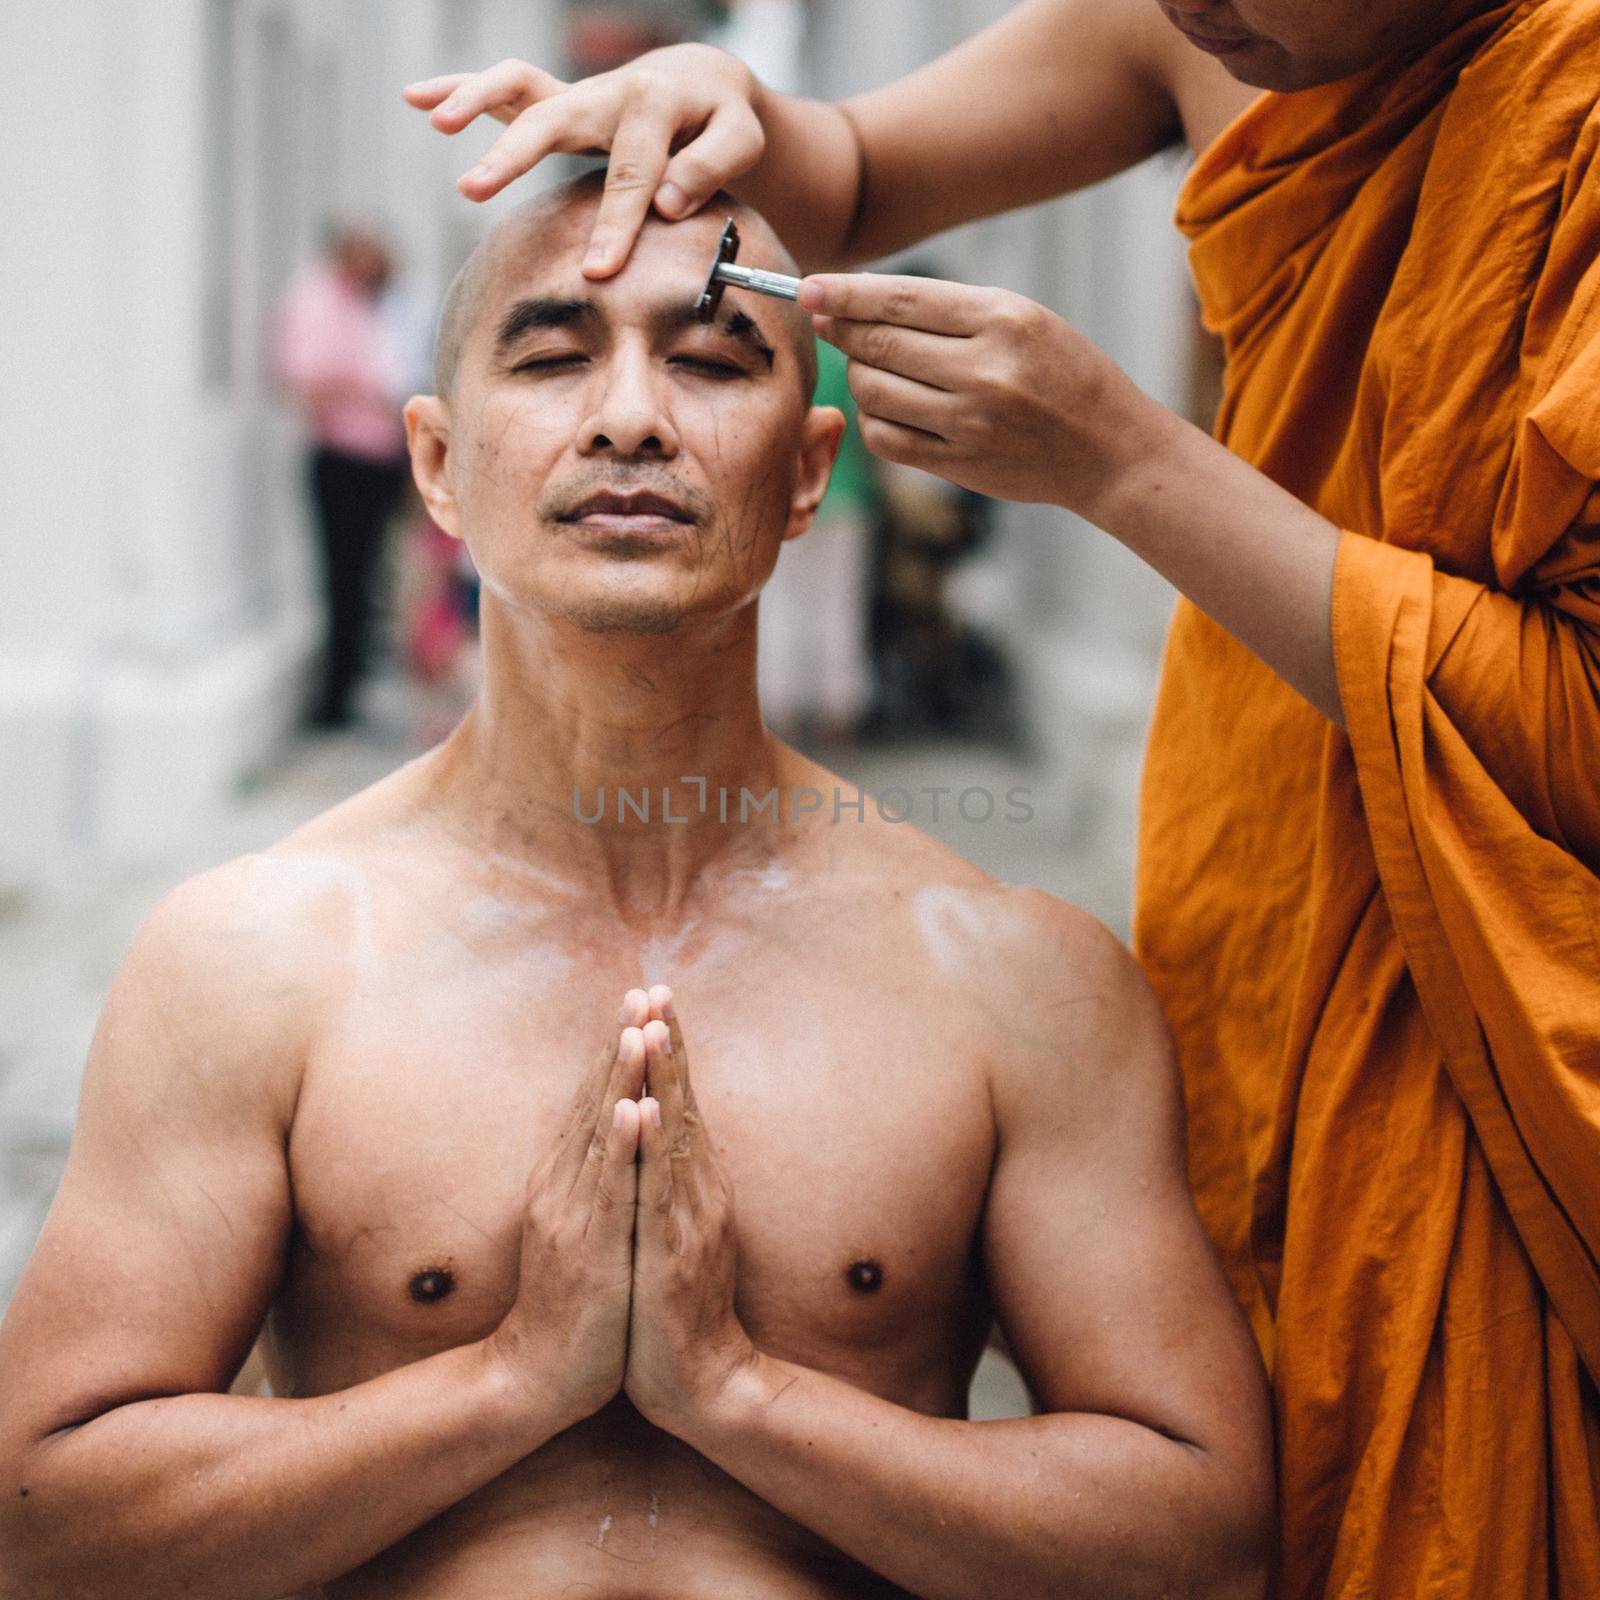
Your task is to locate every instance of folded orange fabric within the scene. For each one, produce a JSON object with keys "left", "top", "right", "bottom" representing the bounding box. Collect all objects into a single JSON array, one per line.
[{"left": 1134, "top": 1, "right": 1600, "bottom": 1592}]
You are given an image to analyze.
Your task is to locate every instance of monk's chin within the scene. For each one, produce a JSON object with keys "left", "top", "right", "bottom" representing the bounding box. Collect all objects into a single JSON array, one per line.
[{"left": 1215, "top": 44, "right": 1392, "bottom": 94}]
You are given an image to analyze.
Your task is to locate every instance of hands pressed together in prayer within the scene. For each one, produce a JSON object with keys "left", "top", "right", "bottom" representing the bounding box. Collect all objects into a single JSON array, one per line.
[{"left": 487, "top": 984, "right": 756, "bottom": 1442}]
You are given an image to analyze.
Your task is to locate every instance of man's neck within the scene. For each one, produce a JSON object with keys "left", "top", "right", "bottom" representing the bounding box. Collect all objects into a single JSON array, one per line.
[{"left": 423, "top": 594, "right": 791, "bottom": 922}]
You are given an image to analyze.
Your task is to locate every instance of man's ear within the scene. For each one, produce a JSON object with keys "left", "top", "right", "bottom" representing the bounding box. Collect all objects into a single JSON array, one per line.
[
  {"left": 403, "top": 394, "right": 462, "bottom": 540},
  {"left": 781, "top": 405, "right": 848, "bottom": 542}
]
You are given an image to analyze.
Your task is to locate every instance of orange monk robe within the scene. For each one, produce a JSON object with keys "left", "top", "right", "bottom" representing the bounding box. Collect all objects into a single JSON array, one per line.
[{"left": 1134, "top": 0, "right": 1600, "bottom": 1593}]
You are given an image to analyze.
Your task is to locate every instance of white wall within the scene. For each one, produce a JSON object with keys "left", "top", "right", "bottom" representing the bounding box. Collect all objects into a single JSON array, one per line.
[{"left": 0, "top": 0, "right": 567, "bottom": 894}]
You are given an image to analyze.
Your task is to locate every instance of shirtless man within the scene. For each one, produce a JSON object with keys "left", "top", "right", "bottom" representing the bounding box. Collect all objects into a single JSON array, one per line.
[{"left": 0, "top": 170, "right": 1270, "bottom": 1599}]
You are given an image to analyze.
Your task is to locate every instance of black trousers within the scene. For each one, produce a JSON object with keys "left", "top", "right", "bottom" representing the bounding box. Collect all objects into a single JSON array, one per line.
[{"left": 307, "top": 447, "right": 410, "bottom": 723}]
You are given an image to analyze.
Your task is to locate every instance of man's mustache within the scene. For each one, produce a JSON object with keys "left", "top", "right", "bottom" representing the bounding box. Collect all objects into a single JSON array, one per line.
[{"left": 543, "top": 471, "right": 716, "bottom": 526}]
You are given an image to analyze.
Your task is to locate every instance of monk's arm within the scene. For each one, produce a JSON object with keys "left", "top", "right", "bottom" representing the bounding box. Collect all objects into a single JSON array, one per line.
[
  {"left": 1086, "top": 401, "right": 1346, "bottom": 726},
  {"left": 672, "top": 901, "right": 1274, "bottom": 1600},
  {"left": 1103, "top": 401, "right": 1600, "bottom": 855},
  {"left": 763, "top": 0, "right": 1181, "bottom": 269},
  {"left": 0, "top": 868, "right": 566, "bottom": 1600},
  {"left": 1334, "top": 522, "right": 1600, "bottom": 864}
]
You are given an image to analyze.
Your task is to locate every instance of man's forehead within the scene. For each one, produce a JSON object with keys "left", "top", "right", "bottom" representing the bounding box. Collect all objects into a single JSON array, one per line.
[{"left": 486, "top": 207, "right": 745, "bottom": 315}]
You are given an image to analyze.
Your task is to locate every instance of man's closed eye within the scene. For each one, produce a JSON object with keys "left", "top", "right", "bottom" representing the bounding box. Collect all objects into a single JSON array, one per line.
[
  {"left": 672, "top": 356, "right": 747, "bottom": 378},
  {"left": 512, "top": 354, "right": 748, "bottom": 378}
]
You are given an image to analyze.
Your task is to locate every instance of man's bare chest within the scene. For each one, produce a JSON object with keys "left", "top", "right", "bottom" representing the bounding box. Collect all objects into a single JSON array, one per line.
[{"left": 265, "top": 924, "right": 998, "bottom": 1402}]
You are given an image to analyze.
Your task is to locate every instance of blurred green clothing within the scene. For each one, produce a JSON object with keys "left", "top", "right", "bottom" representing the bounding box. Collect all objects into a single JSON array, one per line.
[{"left": 812, "top": 339, "right": 875, "bottom": 517}]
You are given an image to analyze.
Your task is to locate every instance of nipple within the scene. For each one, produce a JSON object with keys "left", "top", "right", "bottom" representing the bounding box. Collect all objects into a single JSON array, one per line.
[
  {"left": 844, "top": 1258, "right": 884, "bottom": 1293},
  {"left": 408, "top": 1266, "right": 456, "bottom": 1303}
]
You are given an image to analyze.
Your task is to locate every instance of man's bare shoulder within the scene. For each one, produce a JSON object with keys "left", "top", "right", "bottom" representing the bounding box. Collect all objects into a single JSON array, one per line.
[
  {"left": 153, "top": 766, "right": 418, "bottom": 959},
  {"left": 792, "top": 756, "right": 1154, "bottom": 1053},
  {"left": 816, "top": 783, "right": 1176, "bottom": 1119},
  {"left": 120, "top": 770, "right": 430, "bottom": 1099},
  {"left": 900, "top": 869, "right": 1182, "bottom": 1160}
]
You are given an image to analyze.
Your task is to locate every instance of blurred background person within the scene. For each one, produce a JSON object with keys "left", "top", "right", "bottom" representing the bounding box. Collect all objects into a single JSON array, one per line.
[
  {"left": 274, "top": 223, "right": 413, "bottom": 730},
  {"left": 869, "top": 456, "right": 1022, "bottom": 752},
  {"left": 399, "top": 508, "right": 484, "bottom": 749}
]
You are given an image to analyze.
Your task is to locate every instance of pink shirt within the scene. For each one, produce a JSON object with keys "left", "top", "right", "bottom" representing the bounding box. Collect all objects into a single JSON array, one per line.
[{"left": 274, "top": 262, "right": 409, "bottom": 461}]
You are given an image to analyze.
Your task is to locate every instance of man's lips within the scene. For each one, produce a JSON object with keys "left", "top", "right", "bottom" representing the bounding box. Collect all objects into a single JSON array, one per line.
[{"left": 558, "top": 490, "right": 695, "bottom": 525}]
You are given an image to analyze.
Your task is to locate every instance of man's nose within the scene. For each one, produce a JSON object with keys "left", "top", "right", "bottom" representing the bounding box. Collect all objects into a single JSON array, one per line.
[{"left": 576, "top": 350, "right": 680, "bottom": 459}]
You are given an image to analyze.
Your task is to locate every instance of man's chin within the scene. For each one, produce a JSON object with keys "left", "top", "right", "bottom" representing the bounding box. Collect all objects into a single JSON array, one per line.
[{"left": 547, "top": 595, "right": 687, "bottom": 637}]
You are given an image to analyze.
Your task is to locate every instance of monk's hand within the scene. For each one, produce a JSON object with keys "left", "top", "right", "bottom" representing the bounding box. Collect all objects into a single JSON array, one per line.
[
  {"left": 623, "top": 985, "right": 756, "bottom": 1437},
  {"left": 483, "top": 990, "right": 649, "bottom": 1438},
  {"left": 402, "top": 47, "right": 764, "bottom": 273},
  {"left": 801, "top": 272, "right": 1161, "bottom": 515}
]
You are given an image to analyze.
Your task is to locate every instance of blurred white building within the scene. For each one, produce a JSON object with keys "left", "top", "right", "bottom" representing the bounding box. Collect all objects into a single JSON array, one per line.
[{"left": 0, "top": 0, "right": 1190, "bottom": 895}]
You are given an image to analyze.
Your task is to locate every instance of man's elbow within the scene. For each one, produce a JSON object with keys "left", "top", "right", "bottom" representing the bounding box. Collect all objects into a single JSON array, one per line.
[
  {"left": 0, "top": 1432, "right": 116, "bottom": 1600},
  {"left": 0, "top": 1451, "right": 58, "bottom": 1600},
  {"left": 1190, "top": 1457, "right": 1274, "bottom": 1600}
]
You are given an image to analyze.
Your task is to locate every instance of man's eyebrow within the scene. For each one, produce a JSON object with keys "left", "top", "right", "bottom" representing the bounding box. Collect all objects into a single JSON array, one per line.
[
  {"left": 655, "top": 302, "right": 776, "bottom": 368},
  {"left": 493, "top": 297, "right": 597, "bottom": 355},
  {"left": 717, "top": 310, "right": 776, "bottom": 368}
]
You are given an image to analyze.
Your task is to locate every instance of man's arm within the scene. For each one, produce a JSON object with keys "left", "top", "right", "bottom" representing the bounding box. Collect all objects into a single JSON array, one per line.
[
  {"left": 668, "top": 895, "right": 1273, "bottom": 1600},
  {"left": 405, "top": 0, "right": 1182, "bottom": 276},
  {"left": 0, "top": 862, "right": 572, "bottom": 1600}
]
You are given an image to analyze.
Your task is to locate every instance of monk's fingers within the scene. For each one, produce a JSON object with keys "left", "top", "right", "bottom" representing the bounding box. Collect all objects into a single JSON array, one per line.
[
  {"left": 798, "top": 272, "right": 987, "bottom": 337},
  {"left": 417, "top": 58, "right": 566, "bottom": 134},
  {"left": 810, "top": 315, "right": 964, "bottom": 391},
  {"left": 855, "top": 410, "right": 954, "bottom": 472},
  {"left": 653, "top": 99, "right": 767, "bottom": 220},
  {"left": 845, "top": 363, "right": 955, "bottom": 445},
  {"left": 402, "top": 74, "right": 470, "bottom": 110},
  {"left": 579, "top": 98, "right": 680, "bottom": 273},
  {"left": 454, "top": 79, "right": 618, "bottom": 201}
]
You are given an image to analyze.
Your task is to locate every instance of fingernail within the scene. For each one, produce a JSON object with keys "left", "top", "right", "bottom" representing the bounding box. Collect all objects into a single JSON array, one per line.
[
  {"left": 583, "top": 246, "right": 609, "bottom": 273},
  {"left": 656, "top": 182, "right": 687, "bottom": 215},
  {"left": 612, "top": 1100, "right": 625, "bottom": 1128},
  {"left": 649, "top": 1101, "right": 662, "bottom": 1129},
  {"left": 797, "top": 280, "right": 824, "bottom": 310},
  {"left": 660, "top": 991, "right": 677, "bottom": 1020},
  {"left": 465, "top": 163, "right": 492, "bottom": 184},
  {"left": 660, "top": 1030, "right": 674, "bottom": 1055}
]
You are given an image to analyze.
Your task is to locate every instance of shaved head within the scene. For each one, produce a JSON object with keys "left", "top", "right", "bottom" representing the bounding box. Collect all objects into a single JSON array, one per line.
[{"left": 433, "top": 170, "right": 817, "bottom": 402}]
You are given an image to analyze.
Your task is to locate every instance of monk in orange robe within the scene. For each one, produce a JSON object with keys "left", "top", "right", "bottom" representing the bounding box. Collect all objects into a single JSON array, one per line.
[
  {"left": 406, "top": 7, "right": 1600, "bottom": 1591},
  {"left": 1138, "top": 3, "right": 1600, "bottom": 1590}
]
